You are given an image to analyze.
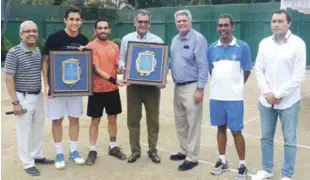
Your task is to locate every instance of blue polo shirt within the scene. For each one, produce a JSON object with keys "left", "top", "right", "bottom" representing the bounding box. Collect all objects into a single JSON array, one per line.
[{"left": 208, "top": 37, "right": 252, "bottom": 101}]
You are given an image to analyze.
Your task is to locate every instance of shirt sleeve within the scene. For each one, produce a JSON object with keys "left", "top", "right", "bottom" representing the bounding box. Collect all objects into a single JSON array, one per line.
[
  {"left": 115, "top": 45, "right": 120, "bottom": 65},
  {"left": 83, "top": 36, "right": 89, "bottom": 45},
  {"left": 118, "top": 37, "right": 127, "bottom": 68},
  {"left": 207, "top": 46, "right": 213, "bottom": 73},
  {"left": 92, "top": 48, "right": 100, "bottom": 66},
  {"left": 241, "top": 42, "right": 252, "bottom": 71},
  {"left": 254, "top": 42, "right": 272, "bottom": 94},
  {"left": 4, "top": 48, "right": 18, "bottom": 74},
  {"left": 43, "top": 35, "right": 52, "bottom": 56},
  {"left": 274, "top": 41, "right": 306, "bottom": 99},
  {"left": 194, "top": 35, "right": 208, "bottom": 89}
]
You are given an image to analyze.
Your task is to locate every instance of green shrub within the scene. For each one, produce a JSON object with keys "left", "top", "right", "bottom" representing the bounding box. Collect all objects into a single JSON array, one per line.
[
  {"left": 111, "top": 38, "right": 121, "bottom": 48},
  {"left": 1, "top": 36, "right": 13, "bottom": 62},
  {"left": 82, "top": 31, "right": 96, "bottom": 41},
  {"left": 36, "top": 38, "right": 46, "bottom": 53},
  {"left": 1, "top": 36, "right": 13, "bottom": 52}
]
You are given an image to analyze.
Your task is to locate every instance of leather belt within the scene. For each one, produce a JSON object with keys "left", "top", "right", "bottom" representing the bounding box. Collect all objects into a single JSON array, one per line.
[
  {"left": 16, "top": 90, "right": 41, "bottom": 95},
  {"left": 175, "top": 81, "right": 197, "bottom": 86}
]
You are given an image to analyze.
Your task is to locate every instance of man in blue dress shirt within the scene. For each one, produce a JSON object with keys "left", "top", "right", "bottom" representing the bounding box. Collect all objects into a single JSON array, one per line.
[
  {"left": 169, "top": 9, "right": 208, "bottom": 171},
  {"left": 208, "top": 14, "right": 252, "bottom": 180}
]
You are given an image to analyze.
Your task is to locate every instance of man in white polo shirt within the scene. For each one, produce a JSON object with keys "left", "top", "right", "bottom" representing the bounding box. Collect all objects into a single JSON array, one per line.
[
  {"left": 208, "top": 14, "right": 252, "bottom": 180},
  {"left": 253, "top": 9, "right": 306, "bottom": 180}
]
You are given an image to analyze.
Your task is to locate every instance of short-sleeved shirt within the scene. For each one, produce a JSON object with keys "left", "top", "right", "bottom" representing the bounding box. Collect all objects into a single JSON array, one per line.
[
  {"left": 86, "top": 39, "right": 119, "bottom": 93},
  {"left": 208, "top": 37, "right": 252, "bottom": 101},
  {"left": 43, "top": 29, "right": 89, "bottom": 55},
  {"left": 4, "top": 43, "right": 42, "bottom": 92},
  {"left": 43, "top": 29, "right": 89, "bottom": 95}
]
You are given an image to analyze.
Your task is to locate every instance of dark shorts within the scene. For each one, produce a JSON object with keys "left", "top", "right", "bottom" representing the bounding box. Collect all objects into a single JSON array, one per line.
[{"left": 87, "top": 89, "right": 122, "bottom": 117}]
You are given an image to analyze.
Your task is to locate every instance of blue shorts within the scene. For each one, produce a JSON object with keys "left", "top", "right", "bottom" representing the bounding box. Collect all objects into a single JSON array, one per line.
[{"left": 210, "top": 100, "right": 244, "bottom": 131}]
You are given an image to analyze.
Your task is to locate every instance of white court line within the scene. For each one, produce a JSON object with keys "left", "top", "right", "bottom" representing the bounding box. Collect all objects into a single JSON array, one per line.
[
  {"left": 302, "top": 93, "right": 310, "bottom": 99},
  {"left": 119, "top": 109, "right": 310, "bottom": 150},
  {"left": 201, "top": 124, "right": 310, "bottom": 150},
  {"left": 244, "top": 116, "right": 259, "bottom": 125},
  {"left": 141, "top": 142, "right": 254, "bottom": 177}
]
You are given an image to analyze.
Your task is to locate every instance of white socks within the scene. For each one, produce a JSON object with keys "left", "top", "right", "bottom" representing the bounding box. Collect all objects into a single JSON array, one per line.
[
  {"left": 89, "top": 145, "right": 96, "bottom": 151},
  {"left": 239, "top": 160, "right": 246, "bottom": 167},
  {"left": 54, "top": 142, "right": 63, "bottom": 154},
  {"left": 219, "top": 155, "right": 226, "bottom": 164},
  {"left": 219, "top": 155, "right": 246, "bottom": 167},
  {"left": 69, "top": 141, "right": 77, "bottom": 153},
  {"left": 110, "top": 141, "right": 117, "bottom": 149}
]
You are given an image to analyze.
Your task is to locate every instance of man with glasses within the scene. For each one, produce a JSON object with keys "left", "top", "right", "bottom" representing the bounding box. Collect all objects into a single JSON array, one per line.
[
  {"left": 207, "top": 14, "right": 252, "bottom": 180},
  {"left": 4, "top": 20, "right": 54, "bottom": 176},
  {"left": 118, "top": 9, "right": 164, "bottom": 164}
]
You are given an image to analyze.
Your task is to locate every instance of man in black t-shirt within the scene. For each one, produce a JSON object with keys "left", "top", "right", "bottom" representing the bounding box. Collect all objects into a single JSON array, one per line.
[{"left": 42, "top": 7, "right": 88, "bottom": 170}]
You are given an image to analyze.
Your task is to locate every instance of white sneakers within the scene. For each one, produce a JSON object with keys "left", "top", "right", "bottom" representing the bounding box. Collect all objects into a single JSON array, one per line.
[
  {"left": 252, "top": 170, "right": 273, "bottom": 180},
  {"left": 252, "top": 170, "right": 292, "bottom": 180}
]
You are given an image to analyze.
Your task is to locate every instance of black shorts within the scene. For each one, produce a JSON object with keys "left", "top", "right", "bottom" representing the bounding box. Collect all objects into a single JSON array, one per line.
[{"left": 87, "top": 89, "right": 122, "bottom": 117}]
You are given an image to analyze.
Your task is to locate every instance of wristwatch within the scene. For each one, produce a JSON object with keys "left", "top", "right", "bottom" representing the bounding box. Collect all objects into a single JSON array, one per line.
[
  {"left": 12, "top": 100, "right": 20, "bottom": 105},
  {"left": 197, "top": 88, "right": 204, "bottom": 92}
]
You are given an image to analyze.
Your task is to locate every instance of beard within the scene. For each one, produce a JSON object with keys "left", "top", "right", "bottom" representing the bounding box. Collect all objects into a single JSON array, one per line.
[{"left": 97, "top": 32, "right": 109, "bottom": 41}]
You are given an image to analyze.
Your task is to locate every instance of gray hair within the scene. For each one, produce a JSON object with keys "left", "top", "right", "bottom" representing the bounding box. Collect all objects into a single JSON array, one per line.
[
  {"left": 174, "top": 10, "right": 192, "bottom": 21},
  {"left": 134, "top": 10, "right": 151, "bottom": 22},
  {"left": 19, "top": 20, "right": 37, "bottom": 34}
]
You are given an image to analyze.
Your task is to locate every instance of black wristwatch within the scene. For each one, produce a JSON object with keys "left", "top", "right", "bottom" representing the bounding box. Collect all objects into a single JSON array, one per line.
[
  {"left": 197, "top": 88, "right": 204, "bottom": 92},
  {"left": 12, "top": 100, "right": 20, "bottom": 105}
]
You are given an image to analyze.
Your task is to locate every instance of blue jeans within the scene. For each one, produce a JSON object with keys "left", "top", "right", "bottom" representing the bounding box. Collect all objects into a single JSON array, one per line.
[{"left": 258, "top": 101, "right": 300, "bottom": 178}]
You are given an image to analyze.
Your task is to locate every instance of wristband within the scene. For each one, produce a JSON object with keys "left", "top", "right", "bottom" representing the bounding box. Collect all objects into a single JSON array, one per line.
[
  {"left": 196, "top": 88, "right": 204, "bottom": 92},
  {"left": 108, "top": 77, "right": 117, "bottom": 85},
  {"left": 12, "top": 100, "right": 20, "bottom": 105}
]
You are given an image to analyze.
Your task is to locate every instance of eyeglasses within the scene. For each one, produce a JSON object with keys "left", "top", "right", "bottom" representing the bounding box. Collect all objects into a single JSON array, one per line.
[
  {"left": 218, "top": 24, "right": 230, "bottom": 28},
  {"left": 137, "top": 20, "right": 149, "bottom": 24},
  {"left": 22, "top": 29, "right": 38, "bottom": 33}
]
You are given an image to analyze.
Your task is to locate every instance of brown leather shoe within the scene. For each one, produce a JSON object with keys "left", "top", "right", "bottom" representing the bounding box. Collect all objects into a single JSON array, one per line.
[
  {"left": 148, "top": 153, "right": 161, "bottom": 163},
  {"left": 86, "top": 151, "right": 97, "bottom": 165},
  {"left": 109, "top": 146, "right": 127, "bottom": 160},
  {"left": 127, "top": 153, "right": 141, "bottom": 163}
]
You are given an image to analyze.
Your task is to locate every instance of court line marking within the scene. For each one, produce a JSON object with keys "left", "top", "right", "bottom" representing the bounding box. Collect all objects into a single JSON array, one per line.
[
  {"left": 141, "top": 142, "right": 254, "bottom": 177},
  {"left": 201, "top": 124, "right": 310, "bottom": 150},
  {"left": 120, "top": 95, "right": 310, "bottom": 150},
  {"left": 119, "top": 108, "right": 310, "bottom": 150},
  {"left": 244, "top": 116, "right": 260, "bottom": 125},
  {"left": 302, "top": 93, "right": 310, "bottom": 99}
]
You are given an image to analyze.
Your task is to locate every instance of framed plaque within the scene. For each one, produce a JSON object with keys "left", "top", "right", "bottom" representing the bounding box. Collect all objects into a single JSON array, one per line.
[
  {"left": 49, "top": 50, "right": 93, "bottom": 96},
  {"left": 124, "top": 41, "right": 169, "bottom": 86}
]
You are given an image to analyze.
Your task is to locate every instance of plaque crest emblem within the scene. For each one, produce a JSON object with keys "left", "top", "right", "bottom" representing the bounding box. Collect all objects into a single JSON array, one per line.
[
  {"left": 61, "top": 58, "right": 81, "bottom": 87},
  {"left": 135, "top": 51, "right": 157, "bottom": 76}
]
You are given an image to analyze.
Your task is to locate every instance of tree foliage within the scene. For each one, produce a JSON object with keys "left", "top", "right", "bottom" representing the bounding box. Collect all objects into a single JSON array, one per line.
[{"left": 15, "top": 0, "right": 54, "bottom": 5}]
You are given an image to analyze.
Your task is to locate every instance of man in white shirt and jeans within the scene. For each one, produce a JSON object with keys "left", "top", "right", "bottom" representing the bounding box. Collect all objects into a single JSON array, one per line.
[{"left": 253, "top": 9, "right": 306, "bottom": 180}]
